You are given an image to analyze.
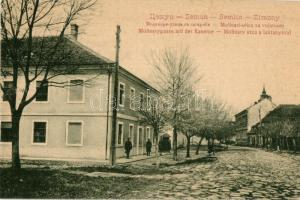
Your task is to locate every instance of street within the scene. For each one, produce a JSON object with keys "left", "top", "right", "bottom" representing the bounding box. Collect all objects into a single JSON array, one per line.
[{"left": 124, "top": 147, "right": 300, "bottom": 199}]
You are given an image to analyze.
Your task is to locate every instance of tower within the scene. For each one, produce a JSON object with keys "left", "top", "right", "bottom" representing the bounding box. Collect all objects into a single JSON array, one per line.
[{"left": 259, "top": 86, "right": 272, "bottom": 101}]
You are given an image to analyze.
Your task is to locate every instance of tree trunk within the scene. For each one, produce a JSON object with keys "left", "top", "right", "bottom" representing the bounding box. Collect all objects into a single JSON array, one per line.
[
  {"left": 186, "top": 136, "right": 191, "bottom": 158},
  {"left": 11, "top": 113, "right": 21, "bottom": 171},
  {"left": 292, "top": 137, "right": 297, "bottom": 153},
  {"left": 173, "top": 126, "right": 177, "bottom": 161},
  {"left": 286, "top": 137, "right": 290, "bottom": 151},
  {"left": 195, "top": 137, "right": 204, "bottom": 155},
  {"left": 154, "top": 130, "right": 160, "bottom": 168}
]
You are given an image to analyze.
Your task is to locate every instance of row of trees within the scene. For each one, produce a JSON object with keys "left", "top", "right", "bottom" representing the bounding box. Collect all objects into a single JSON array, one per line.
[
  {"left": 139, "top": 48, "right": 235, "bottom": 166},
  {"left": 250, "top": 120, "right": 300, "bottom": 152}
]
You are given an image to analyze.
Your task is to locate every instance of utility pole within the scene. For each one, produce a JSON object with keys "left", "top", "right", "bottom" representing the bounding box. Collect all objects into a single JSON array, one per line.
[{"left": 110, "top": 25, "right": 121, "bottom": 166}]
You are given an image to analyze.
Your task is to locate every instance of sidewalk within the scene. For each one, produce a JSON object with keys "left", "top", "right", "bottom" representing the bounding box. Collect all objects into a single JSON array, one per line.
[{"left": 117, "top": 153, "right": 170, "bottom": 164}]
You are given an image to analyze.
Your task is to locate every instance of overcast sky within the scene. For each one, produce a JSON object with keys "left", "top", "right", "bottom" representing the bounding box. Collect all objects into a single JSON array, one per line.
[{"left": 75, "top": 0, "right": 300, "bottom": 113}]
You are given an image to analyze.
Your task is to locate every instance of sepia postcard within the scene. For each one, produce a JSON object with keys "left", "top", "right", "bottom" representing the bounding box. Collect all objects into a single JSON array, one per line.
[{"left": 0, "top": 0, "right": 299, "bottom": 199}]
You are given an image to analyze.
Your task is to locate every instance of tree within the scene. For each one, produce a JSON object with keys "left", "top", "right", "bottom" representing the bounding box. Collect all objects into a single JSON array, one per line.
[
  {"left": 1, "top": 0, "right": 97, "bottom": 170},
  {"left": 138, "top": 93, "right": 166, "bottom": 167},
  {"left": 149, "top": 48, "right": 200, "bottom": 160}
]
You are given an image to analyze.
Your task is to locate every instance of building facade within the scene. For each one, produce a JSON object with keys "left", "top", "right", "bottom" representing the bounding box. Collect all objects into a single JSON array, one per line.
[
  {"left": 235, "top": 87, "right": 276, "bottom": 145},
  {"left": 0, "top": 27, "right": 158, "bottom": 161}
]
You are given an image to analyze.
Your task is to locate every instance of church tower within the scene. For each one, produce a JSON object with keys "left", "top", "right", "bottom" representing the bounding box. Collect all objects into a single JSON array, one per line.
[{"left": 259, "top": 86, "right": 272, "bottom": 101}]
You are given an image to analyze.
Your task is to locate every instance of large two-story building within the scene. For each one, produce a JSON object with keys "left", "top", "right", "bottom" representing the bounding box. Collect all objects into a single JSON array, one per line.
[
  {"left": 235, "top": 87, "right": 276, "bottom": 145},
  {"left": 0, "top": 25, "right": 158, "bottom": 161}
]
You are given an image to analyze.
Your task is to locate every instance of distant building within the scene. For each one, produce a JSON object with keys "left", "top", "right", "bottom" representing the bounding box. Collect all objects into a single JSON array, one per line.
[
  {"left": 0, "top": 25, "right": 158, "bottom": 161},
  {"left": 250, "top": 104, "right": 300, "bottom": 149},
  {"left": 235, "top": 87, "right": 276, "bottom": 145}
]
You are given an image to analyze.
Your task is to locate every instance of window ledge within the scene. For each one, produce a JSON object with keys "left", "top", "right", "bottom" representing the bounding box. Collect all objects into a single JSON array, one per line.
[
  {"left": 66, "top": 144, "right": 83, "bottom": 147},
  {"left": 32, "top": 143, "right": 47, "bottom": 146},
  {"left": 0, "top": 142, "right": 12, "bottom": 145}
]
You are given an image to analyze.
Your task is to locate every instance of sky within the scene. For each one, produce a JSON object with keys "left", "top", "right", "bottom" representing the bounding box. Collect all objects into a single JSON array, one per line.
[{"left": 74, "top": 0, "right": 300, "bottom": 114}]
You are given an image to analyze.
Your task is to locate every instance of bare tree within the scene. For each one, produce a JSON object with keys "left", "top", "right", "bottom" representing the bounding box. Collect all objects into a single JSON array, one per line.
[
  {"left": 1, "top": 0, "right": 97, "bottom": 170},
  {"left": 138, "top": 92, "right": 166, "bottom": 167},
  {"left": 150, "top": 48, "right": 201, "bottom": 160}
]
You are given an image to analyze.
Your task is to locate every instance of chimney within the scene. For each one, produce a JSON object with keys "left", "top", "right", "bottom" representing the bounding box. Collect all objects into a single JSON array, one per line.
[{"left": 70, "top": 24, "right": 78, "bottom": 40}]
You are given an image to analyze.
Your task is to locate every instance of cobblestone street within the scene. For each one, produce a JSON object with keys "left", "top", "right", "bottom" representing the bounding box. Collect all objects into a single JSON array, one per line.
[{"left": 125, "top": 147, "right": 300, "bottom": 199}]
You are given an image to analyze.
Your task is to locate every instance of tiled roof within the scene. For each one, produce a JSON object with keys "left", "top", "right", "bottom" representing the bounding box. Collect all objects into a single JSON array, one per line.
[
  {"left": 1, "top": 36, "right": 113, "bottom": 67},
  {"left": 1, "top": 36, "right": 159, "bottom": 92},
  {"left": 261, "top": 104, "right": 300, "bottom": 123}
]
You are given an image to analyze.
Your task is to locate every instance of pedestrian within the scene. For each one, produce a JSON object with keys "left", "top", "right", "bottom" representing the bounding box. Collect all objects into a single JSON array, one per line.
[
  {"left": 208, "top": 139, "right": 215, "bottom": 156},
  {"left": 146, "top": 138, "right": 152, "bottom": 156},
  {"left": 124, "top": 137, "right": 132, "bottom": 159}
]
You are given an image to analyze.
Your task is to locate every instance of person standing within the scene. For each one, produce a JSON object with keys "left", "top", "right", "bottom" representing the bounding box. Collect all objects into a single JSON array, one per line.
[
  {"left": 124, "top": 138, "right": 132, "bottom": 159},
  {"left": 146, "top": 138, "right": 152, "bottom": 156}
]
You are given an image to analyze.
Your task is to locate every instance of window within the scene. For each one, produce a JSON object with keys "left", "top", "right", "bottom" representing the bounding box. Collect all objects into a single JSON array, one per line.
[
  {"left": 2, "top": 81, "right": 13, "bottom": 101},
  {"left": 146, "top": 127, "right": 150, "bottom": 140},
  {"left": 146, "top": 89, "right": 151, "bottom": 109},
  {"left": 33, "top": 121, "right": 47, "bottom": 144},
  {"left": 119, "top": 83, "right": 125, "bottom": 106},
  {"left": 140, "top": 93, "right": 144, "bottom": 109},
  {"left": 130, "top": 87, "right": 135, "bottom": 110},
  {"left": 68, "top": 79, "right": 84, "bottom": 102},
  {"left": 133, "top": 127, "right": 138, "bottom": 146},
  {"left": 129, "top": 124, "right": 134, "bottom": 145},
  {"left": 66, "top": 121, "right": 83, "bottom": 145},
  {"left": 35, "top": 81, "right": 48, "bottom": 101},
  {"left": 138, "top": 127, "right": 143, "bottom": 146},
  {"left": 0, "top": 122, "right": 12, "bottom": 142},
  {"left": 117, "top": 123, "right": 123, "bottom": 145}
]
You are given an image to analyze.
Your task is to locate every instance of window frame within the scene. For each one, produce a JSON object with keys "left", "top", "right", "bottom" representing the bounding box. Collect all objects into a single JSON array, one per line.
[
  {"left": 146, "top": 127, "right": 151, "bottom": 140},
  {"left": 118, "top": 82, "right": 125, "bottom": 107},
  {"left": 66, "top": 120, "right": 84, "bottom": 146},
  {"left": 0, "top": 121, "right": 12, "bottom": 143},
  {"left": 139, "top": 92, "right": 145, "bottom": 109},
  {"left": 129, "top": 124, "right": 134, "bottom": 145},
  {"left": 34, "top": 80, "right": 49, "bottom": 103},
  {"left": 130, "top": 87, "right": 136, "bottom": 110},
  {"left": 117, "top": 122, "right": 124, "bottom": 146},
  {"left": 67, "top": 79, "right": 85, "bottom": 104},
  {"left": 32, "top": 120, "right": 48, "bottom": 145},
  {"left": 138, "top": 126, "right": 144, "bottom": 147},
  {"left": 2, "top": 80, "right": 13, "bottom": 102}
]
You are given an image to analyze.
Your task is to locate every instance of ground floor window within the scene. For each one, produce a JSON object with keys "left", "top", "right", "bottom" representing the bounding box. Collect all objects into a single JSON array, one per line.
[
  {"left": 33, "top": 121, "right": 47, "bottom": 144},
  {"left": 117, "top": 122, "right": 124, "bottom": 145},
  {"left": 0, "top": 122, "right": 12, "bottom": 142},
  {"left": 129, "top": 124, "right": 134, "bottom": 145},
  {"left": 146, "top": 127, "right": 150, "bottom": 140},
  {"left": 133, "top": 128, "right": 138, "bottom": 146},
  {"left": 138, "top": 127, "right": 143, "bottom": 146},
  {"left": 67, "top": 121, "right": 83, "bottom": 146}
]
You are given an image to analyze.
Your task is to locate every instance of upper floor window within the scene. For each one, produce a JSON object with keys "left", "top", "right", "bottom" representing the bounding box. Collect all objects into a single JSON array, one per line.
[
  {"left": 35, "top": 81, "right": 48, "bottom": 102},
  {"left": 119, "top": 83, "right": 125, "bottom": 106},
  {"left": 66, "top": 121, "right": 83, "bottom": 146},
  {"left": 2, "top": 81, "right": 13, "bottom": 101},
  {"left": 33, "top": 121, "right": 47, "bottom": 144},
  {"left": 140, "top": 93, "right": 144, "bottom": 109},
  {"left": 0, "top": 122, "right": 12, "bottom": 142},
  {"left": 130, "top": 87, "right": 135, "bottom": 110},
  {"left": 68, "top": 79, "right": 84, "bottom": 103}
]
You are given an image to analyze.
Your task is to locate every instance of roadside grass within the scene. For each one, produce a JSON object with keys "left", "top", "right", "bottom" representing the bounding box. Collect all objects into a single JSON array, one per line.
[{"left": 0, "top": 168, "right": 156, "bottom": 198}]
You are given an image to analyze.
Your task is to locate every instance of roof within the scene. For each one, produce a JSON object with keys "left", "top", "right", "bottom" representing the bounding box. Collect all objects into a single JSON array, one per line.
[
  {"left": 261, "top": 104, "right": 300, "bottom": 123},
  {"left": 1, "top": 36, "right": 111, "bottom": 66},
  {"left": 1, "top": 36, "right": 159, "bottom": 92}
]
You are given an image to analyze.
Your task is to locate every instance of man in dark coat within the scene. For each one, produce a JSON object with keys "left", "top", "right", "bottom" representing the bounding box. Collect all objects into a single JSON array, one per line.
[
  {"left": 146, "top": 139, "right": 152, "bottom": 156},
  {"left": 124, "top": 138, "right": 132, "bottom": 159}
]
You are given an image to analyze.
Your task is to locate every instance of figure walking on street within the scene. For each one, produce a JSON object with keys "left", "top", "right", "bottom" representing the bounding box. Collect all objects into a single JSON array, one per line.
[
  {"left": 208, "top": 139, "right": 215, "bottom": 156},
  {"left": 125, "top": 138, "right": 132, "bottom": 159},
  {"left": 146, "top": 138, "right": 152, "bottom": 156}
]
